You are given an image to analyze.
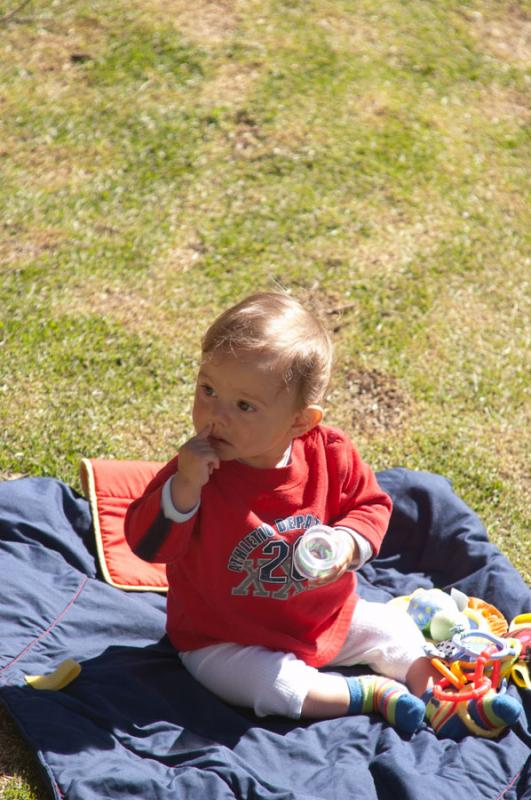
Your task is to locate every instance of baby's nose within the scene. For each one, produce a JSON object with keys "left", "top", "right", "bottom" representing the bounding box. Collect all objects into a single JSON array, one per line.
[{"left": 210, "top": 401, "right": 230, "bottom": 425}]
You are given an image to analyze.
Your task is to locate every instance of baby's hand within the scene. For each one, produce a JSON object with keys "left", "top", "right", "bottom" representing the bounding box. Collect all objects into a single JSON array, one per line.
[{"left": 171, "top": 424, "right": 220, "bottom": 512}]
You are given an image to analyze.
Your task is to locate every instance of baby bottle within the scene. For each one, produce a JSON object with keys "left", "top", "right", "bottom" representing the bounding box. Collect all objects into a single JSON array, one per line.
[{"left": 293, "top": 525, "right": 351, "bottom": 580}]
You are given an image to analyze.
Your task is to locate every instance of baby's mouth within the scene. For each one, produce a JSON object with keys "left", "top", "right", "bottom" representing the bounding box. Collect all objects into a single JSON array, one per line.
[{"left": 209, "top": 435, "right": 230, "bottom": 447}]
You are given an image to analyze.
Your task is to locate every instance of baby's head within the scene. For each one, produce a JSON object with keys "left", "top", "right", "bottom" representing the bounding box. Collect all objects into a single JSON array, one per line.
[
  {"left": 193, "top": 293, "right": 332, "bottom": 467},
  {"left": 201, "top": 292, "right": 333, "bottom": 409}
]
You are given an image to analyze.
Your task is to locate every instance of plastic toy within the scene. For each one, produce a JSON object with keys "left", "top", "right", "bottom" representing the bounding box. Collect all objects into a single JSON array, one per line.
[
  {"left": 390, "top": 587, "right": 488, "bottom": 642},
  {"left": 293, "top": 526, "right": 351, "bottom": 579},
  {"left": 429, "top": 625, "right": 522, "bottom": 737},
  {"left": 407, "top": 588, "right": 471, "bottom": 641},
  {"left": 392, "top": 588, "right": 528, "bottom": 738},
  {"left": 503, "top": 614, "right": 531, "bottom": 689},
  {"left": 25, "top": 658, "right": 81, "bottom": 691}
]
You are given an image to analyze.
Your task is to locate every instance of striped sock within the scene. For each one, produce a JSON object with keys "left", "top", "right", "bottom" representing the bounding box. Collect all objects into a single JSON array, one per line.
[
  {"left": 425, "top": 687, "right": 522, "bottom": 740},
  {"left": 346, "top": 675, "right": 425, "bottom": 734}
]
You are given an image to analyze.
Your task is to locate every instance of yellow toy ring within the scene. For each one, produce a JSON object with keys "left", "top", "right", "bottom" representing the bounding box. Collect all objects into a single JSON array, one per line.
[{"left": 431, "top": 658, "right": 465, "bottom": 689}]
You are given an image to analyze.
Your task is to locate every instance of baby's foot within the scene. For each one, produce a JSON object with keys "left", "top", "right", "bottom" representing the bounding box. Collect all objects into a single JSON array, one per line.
[
  {"left": 346, "top": 675, "right": 425, "bottom": 734},
  {"left": 426, "top": 687, "right": 522, "bottom": 739}
]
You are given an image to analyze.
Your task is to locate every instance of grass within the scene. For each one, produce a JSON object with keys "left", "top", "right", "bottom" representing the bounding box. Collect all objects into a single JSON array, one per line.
[{"left": 0, "top": 0, "right": 529, "bottom": 796}]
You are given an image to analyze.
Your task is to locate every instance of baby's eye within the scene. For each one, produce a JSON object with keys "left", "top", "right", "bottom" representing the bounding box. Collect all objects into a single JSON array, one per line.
[
  {"left": 238, "top": 400, "right": 255, "bottom": 413},
  {"left": 201, "top": 384, "right": 215, "bottom": 397}
]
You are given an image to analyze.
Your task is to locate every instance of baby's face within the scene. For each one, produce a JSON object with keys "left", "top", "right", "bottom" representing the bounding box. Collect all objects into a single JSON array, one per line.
[{"left": 192, "top": 351, "right": 302, "bottom": 469}]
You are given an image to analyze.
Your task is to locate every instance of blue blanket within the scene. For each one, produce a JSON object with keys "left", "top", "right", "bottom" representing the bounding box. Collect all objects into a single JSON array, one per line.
[{"left": 0, "top": 469, "right": 529, "bottom": 799}]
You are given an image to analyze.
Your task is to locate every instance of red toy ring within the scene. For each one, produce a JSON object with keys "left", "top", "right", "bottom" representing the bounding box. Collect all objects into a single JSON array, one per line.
[{"left": 433, "top": 675, "right": 491, "bottom": 703}]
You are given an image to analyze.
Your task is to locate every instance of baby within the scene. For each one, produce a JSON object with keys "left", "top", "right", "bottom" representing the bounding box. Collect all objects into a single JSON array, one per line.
[{"left": 125, "top": 292, "right": 520, "bottom": 738}]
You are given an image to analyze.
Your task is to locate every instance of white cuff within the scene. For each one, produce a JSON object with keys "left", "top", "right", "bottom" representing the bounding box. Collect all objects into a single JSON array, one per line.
[
  {"left": 161, "top": 477, "right": 200, "bottom": 523},
  {"left": 334, "top": 527, "right": 373, "bottom": 570}
]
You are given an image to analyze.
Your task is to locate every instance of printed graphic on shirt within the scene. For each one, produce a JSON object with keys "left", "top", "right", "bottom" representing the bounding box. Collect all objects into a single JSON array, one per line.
[{"left": 229, "top": 514, "right": 322, "bottom": 600}]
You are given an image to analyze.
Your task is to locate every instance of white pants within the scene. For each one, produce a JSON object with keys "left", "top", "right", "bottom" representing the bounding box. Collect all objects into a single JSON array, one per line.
[{"left": 180, "top": 599, "right": 426, "bottom": 718}]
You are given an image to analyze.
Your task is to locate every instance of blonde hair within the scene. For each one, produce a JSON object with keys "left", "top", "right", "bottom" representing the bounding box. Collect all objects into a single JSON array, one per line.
[{"left": 202, "top": 292, "right": 333, "bottom": 407}]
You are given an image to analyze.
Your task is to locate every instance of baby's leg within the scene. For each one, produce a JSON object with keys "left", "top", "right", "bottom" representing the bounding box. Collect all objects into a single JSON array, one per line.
[
  {"left": 180, "top": 642, "right": 321, "bottom": 718},
  {"left": 331, "top": 598, "right": 522, "bottom": 739},
  {"left": 330, "top": 598, "right": 429, "bottom": 683},
  {"left": 302, "top": 674, "right": 425, "bottom": 734},
  {"left": 180, "top": 641, "right": 424, "bottom": 733},
  {"left": 324, "top": 598, "right": 432, "bottom": 733}
]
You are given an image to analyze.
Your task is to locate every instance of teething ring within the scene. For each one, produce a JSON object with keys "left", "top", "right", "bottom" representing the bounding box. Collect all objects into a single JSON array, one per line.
[
  {"left": 433, "top": 675, "right": 491, "bottom": 703},
  {"left": 489, "top": 658, "right": 502, "bottom": 689},
  {"left": 453, "top": 630, "right": 514, "bottom": 661},
  {"left": 431, "top": 658, "right": 466, "bottom": 689},
  {"left": 450, "top": 661, "right": 471, "bottom": 684},
  {"left": 455, "top": 704, "right": 505, "bottom": 738}
]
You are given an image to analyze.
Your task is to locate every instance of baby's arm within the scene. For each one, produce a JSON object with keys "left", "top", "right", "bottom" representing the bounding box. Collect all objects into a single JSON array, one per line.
[
  {"left": 324, "top": 434, "right": 393, "bottom": 572},
  {"left": 124, "top": 425, "right": 219, "bottom": 563},
  {"left": 170, "top": 423, "right": 219, "bottom": 512},
  {"left": 335, "top": 528, "right": 373, "bottom": 569}
]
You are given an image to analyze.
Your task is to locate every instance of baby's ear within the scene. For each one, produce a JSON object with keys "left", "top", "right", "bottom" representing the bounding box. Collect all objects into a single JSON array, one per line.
[{"left": 291, "top": 405, "right": 323, "bottom": 436}]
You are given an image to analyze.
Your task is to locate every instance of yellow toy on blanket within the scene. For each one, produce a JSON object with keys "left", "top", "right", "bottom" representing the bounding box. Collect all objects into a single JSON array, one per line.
[
  {"left": 389, "top": 589, "right": 529, "bottom": 738},
  {"left": 25, "top": 659, "right": 81, "bottom": 691}
]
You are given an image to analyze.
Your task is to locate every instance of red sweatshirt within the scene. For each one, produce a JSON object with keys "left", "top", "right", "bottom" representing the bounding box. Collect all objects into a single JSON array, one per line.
[{"left": 125, "top": 425, "right": 392, "bottom": 667}]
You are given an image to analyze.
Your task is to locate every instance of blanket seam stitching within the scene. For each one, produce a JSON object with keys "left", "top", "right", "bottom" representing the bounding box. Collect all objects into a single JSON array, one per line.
[
  {"left": 0, "top": 576, "right": 89, "bottom": 679},
  {"left": 494, "top": 768, "right": 521, "bottom": 800}
]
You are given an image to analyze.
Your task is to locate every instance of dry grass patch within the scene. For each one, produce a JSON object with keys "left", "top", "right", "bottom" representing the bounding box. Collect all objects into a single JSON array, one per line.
[
  {"left": 200, "top": 62, "right": 262, "bottom": 110},
  {"left": 329, "top": 368, "right": 412, "bottom": 435},
  {"left": 4, "top": 141, "right": 111, "bottom": 193},
  {"left": 145, "top": 0, "right": 239, "bottom": 44},
  {"left": 464, "top": 4, "right": 531, "bottom": 66},
  {"left": 50, "top": 278, "right": 173, "bottom": 339},
  {"left": 477, "top": 84, "right": 531, "bottom": 125},
  {"left": 49, "top": 238, "right": 209, "bottom": 342},
  {"left": 230, "top": 108, "right": 265, "bottom": 156},
  {"left": 290, "top": 286, "right": 414, "bottom": 434},
  {"left": 427, "top": 85, "right": 530, "bottom": 137},
  {"left": 313, "top": 5, "right": 381, "bottom": 50},
  {"left": 0, "top": 13, "right": 109, "bottom": 76},
  {"left": 346, "top": 214, "right": 443, "bottom": 276},
  {"left": 297, "top": 206, "right": 446, "bottom": 291},
  {"left": 0, "top": 471, "right": 28, "bottom": 480},
  {"left": 0, "top": 227, "right": 65, "bottom": 266}
]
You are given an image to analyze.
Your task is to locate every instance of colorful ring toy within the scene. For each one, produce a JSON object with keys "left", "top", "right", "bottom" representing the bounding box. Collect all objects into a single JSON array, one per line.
[
  {"left": 452, "top": 630, "right": 516, "bottom": 661},
  {"left": 431, "top": 658, "right": 466, "bottom": 689},
  {"left": 433, "top": 675, "right": 491, "bottom": 703}
]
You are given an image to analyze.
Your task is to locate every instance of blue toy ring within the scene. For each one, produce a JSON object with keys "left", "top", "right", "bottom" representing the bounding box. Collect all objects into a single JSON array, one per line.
[{"left": 452, "top": 630, "right": 515, "bottom": 661}]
